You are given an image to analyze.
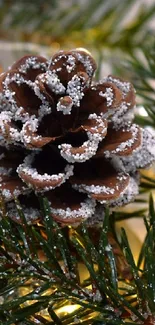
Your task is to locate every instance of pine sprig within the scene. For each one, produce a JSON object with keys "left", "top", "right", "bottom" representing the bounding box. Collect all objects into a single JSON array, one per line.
[{"left": 0, "top": 196, "right": 155, "bottom": 324}]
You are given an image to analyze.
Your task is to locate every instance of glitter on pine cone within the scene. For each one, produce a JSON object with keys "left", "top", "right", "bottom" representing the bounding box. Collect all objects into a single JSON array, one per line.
[{"left": 0, "top": 48, "right": 155, "bottom": 225}]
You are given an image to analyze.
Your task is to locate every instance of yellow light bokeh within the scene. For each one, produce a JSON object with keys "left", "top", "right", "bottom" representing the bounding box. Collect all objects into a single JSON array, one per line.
[{"left": 57, "top": 304, "right": 81, "bottom": 317}]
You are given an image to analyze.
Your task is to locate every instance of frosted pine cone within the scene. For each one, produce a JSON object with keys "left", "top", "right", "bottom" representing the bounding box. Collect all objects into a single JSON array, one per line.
[{"left": 0, "top": 49, "right": 155, "bottom": 225}]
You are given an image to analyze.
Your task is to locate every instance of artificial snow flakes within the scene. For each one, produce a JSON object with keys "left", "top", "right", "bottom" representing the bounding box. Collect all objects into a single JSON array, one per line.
[
  {"left": 99, "top": 87, "right": 114, "bottom": 107},
  {"left": 0, "top": 48, "right": 154, "bottom": 225},
  {"left": 44, "top": 72, "right": 66, "bottom": 94}
]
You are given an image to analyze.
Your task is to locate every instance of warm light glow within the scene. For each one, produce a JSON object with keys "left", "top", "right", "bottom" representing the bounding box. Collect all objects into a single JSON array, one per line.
[{"left": 57, "top": 304, "right": 81, "bottom": 316}]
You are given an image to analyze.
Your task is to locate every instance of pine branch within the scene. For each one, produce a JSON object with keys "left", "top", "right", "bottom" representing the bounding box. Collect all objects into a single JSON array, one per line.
[{"left": 0, "top": 195, "right": 155, "bottom": 324}]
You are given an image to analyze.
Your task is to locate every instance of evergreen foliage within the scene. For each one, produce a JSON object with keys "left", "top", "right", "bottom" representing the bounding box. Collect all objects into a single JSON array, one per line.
[{"left": 0, "top": 196, "right": 155, "bottom": 324}]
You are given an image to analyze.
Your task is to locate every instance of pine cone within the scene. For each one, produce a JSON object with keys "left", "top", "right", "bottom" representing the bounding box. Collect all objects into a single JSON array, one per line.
[{"left": 0, "top": 49, "right": 154, "bottom": 225}]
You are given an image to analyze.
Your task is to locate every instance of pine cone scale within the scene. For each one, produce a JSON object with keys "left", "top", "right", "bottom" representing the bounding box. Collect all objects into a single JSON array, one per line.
[
  {"left": 71, "top": 158, "right": 130, "bottom": 202},
  {"left": 11, "top": 55, "right": 48, "bottom": 81},
  {"left": 49, "top": 49, "right": 97, "bottom": 85},
  {"left": 96, "top": 124, "right": 142, "bottom": 157},
  {"left": 46, "top": 184, "right": 96, "bottom": 224},
  {"left": 0, "top": 174, "right": 29, "bottom": 201},
  {"left": 79, "top": 82, "right": 123, "bottom": 116},
  {"left": 0, "top": 70, "right": 42, "bottom": 119}
]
